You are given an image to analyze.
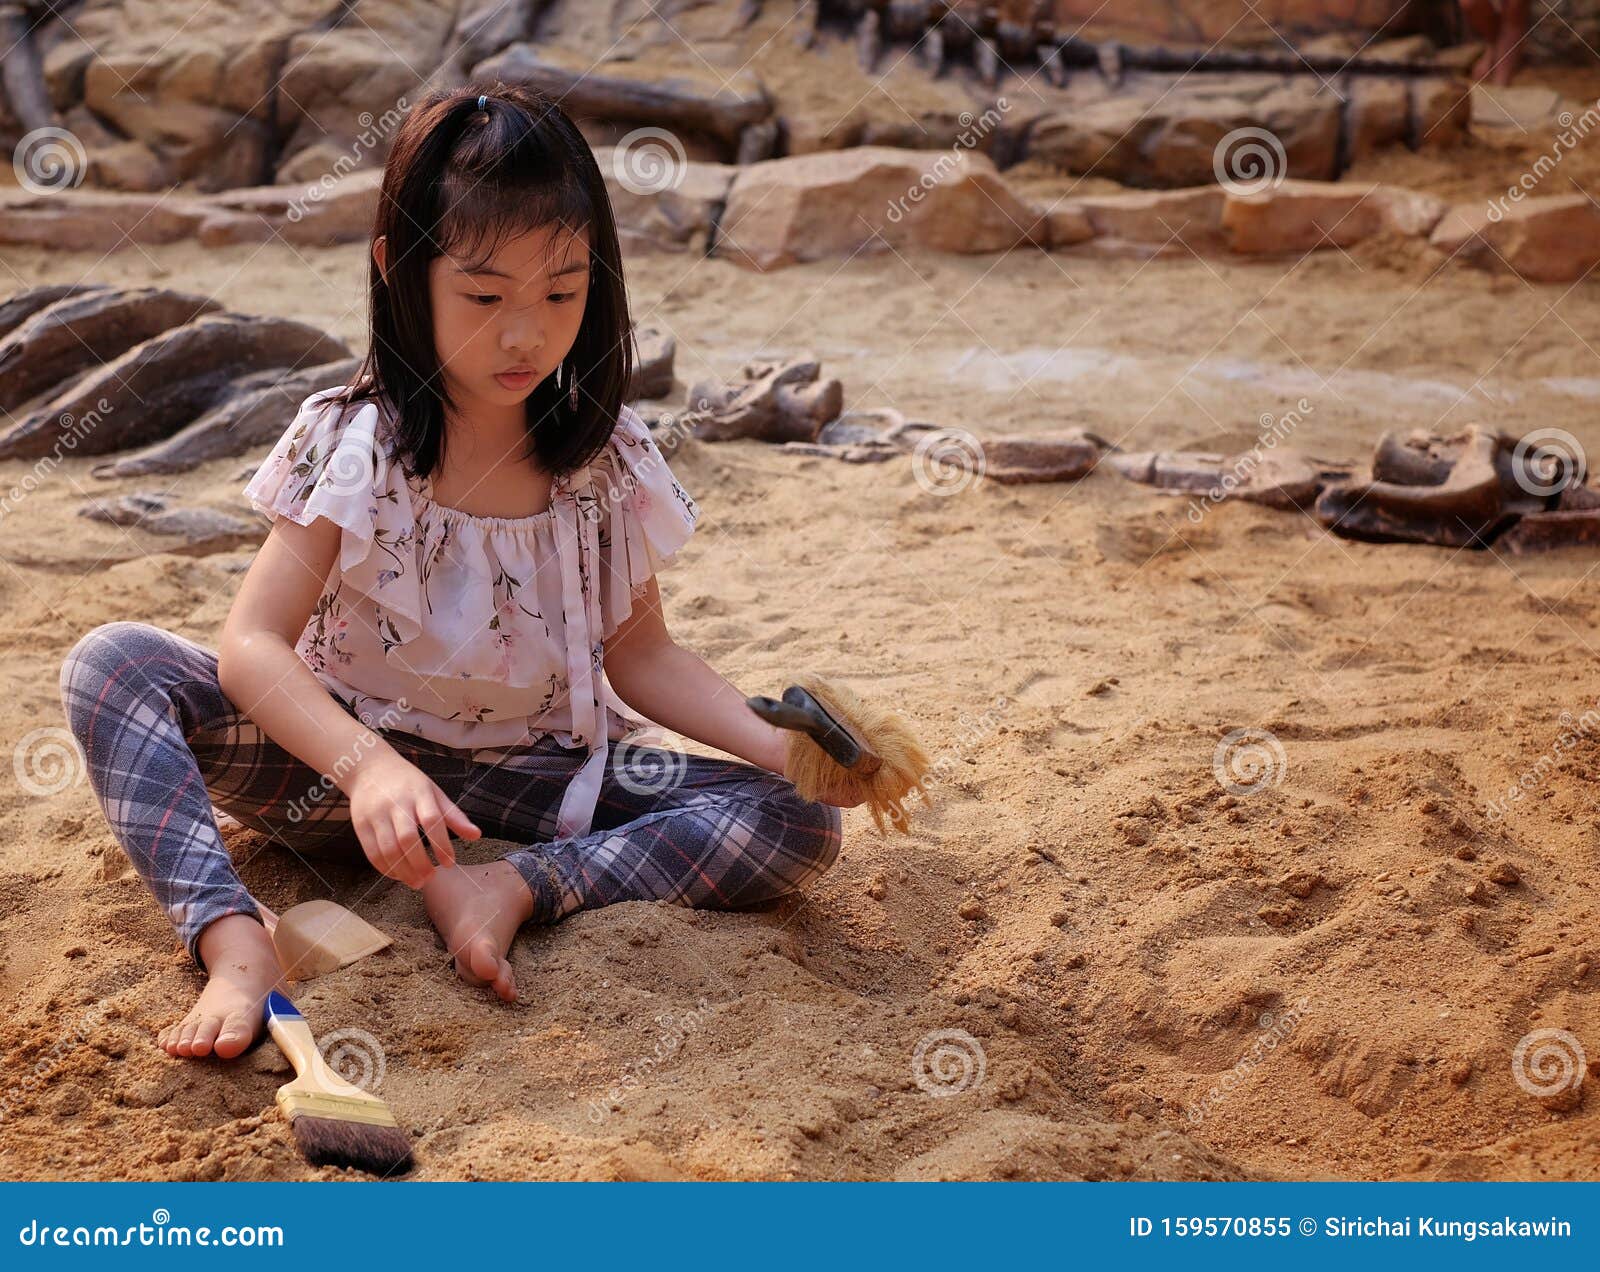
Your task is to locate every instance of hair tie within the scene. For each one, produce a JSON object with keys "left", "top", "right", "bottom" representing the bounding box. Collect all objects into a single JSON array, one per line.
[{"left": 476, "top": 93, "right": 488, "bottom": 112}]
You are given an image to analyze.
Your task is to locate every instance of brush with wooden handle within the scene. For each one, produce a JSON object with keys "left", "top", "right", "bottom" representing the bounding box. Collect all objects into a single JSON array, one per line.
[
  {"left": 263, "top": 991, "right": 414, "bottom": 1176},
  {"left": 746, "top": 674, "right": 932, "bottom": 835}
]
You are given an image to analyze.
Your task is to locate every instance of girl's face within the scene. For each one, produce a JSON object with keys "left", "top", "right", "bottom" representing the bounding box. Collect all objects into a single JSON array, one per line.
[{"left": 422, "top": 220, "right": 592, "bottom": 426}]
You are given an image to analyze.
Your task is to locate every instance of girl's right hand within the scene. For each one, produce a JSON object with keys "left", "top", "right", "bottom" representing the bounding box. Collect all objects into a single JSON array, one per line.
[{"left": 343, "top": 751, "right": 482, "bottom": 888}]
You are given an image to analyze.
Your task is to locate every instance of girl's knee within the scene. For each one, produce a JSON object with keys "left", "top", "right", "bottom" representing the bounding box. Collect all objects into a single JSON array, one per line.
[
  {"left": 784, "top": 790, "right": 843, "bottom": 880},
  {"left": 61, "top": 621, "right": 169, "bottom": 682}
]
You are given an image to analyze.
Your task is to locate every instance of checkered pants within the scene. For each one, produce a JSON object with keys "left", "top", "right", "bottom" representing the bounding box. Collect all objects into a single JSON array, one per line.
[{"left": 58, "top": 621, "right": 843, "bottom": 969}]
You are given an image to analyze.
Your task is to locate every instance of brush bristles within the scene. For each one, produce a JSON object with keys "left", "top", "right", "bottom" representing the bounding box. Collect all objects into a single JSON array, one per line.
[
  {"left": 785, "top": 674, "right": 933, "bottom": 835},
  {"left": 288, "top": 1113, "right": 414, "bottom": 1175}
]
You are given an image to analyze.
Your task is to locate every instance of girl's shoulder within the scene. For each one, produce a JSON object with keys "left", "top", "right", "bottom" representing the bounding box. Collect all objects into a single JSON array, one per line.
[{"left": 242, "top": 384, "right": 400, "bottom": 534}]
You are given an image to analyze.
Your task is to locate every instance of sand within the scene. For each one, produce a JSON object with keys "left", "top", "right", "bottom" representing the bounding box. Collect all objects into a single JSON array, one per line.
[{"left": 3, "top": 119, "right": 1600, "bottom": 1180}]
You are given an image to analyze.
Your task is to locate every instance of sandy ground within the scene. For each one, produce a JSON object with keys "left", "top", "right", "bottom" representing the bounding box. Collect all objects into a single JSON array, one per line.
[{"left": 3, "top": 116, "right": 1600, "bottom": 1180}]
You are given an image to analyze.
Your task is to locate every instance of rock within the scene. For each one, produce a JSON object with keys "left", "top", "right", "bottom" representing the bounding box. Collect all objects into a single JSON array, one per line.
[
  {"left": 957, "top": 897, "right": 987, "bottom": 921},
  {"left": 0, "top": 187, "right": 209, "bottom": 252},
  {"left": 0, "top": 287, "right": 221, "bottom": 413},
  {"left": 1409, "top": 77, "right": 1472, "bottom": 148},
  {"left": 204, "top": 170, "right": 383, "bottom": 248},
  {"left": 1221, "top": 181, "right": 1447, "bottom": 253},
  {"left": 1279, "top": 871, "right": 1324, "bottom": 899},
  {"left": 275, "top": 4, "right": 454, "bottom": 183},
  {"left": 684, "top": 355, "right": 841, "bottom": 443},
  {"left": 1026, "top": 75, "right": 1340, "bottom": 189},
  {"left": 593, "top": 147, "right": 736, "bottom": 256},
  {"left": 980, "top": 432, "right": 1106, "bottom": 484},
  {"left": 1314, "top": 426, "right": 1548, "bottom": 548},
  {"left": 476, "top": 43, "right": 771, "bottom": 151},
  {"left": 90, "top": 357, "right": 361, "bottom": 477},
  {"left": 714, "top": 147, "right": 1045, "bottom": 272},
  {"left": 1062, "top": 187, "right": 1227, "bottom": 253},
  {"left": 78, "top": 492, "right": 261, "bottom": 553},
  {"left": 1431, "top": 195, "right": 1600, "bottom": 284},
  {"left": 1257, "top": 903, "right": 1297, "bottom": 927},
  {"left": 0, "top": 312, "right": 350, "bottom": 460},
  {"left": 1499, "top": 509, "right": 1600, "bottom": 554},
  {"left": 1109, "top": 446, "right": 1344, "bottom": 510},
  {"left": 1488, "top": 862, "right": 1521, "bottom": 886},
  {"left": 629, "top": 326, "right": 676, "bottom": 401},
  {"left": 1345, "top": 78, "right": 1411, "bottom": 164}
]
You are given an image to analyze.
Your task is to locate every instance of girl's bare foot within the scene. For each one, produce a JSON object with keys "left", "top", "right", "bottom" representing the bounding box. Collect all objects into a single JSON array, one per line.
[
  {"left": 422, "top": 861, "right": 535, "bottom": 1002},
  {"left": 158, "top": 913, "right": 285, "bottom": 1059}
]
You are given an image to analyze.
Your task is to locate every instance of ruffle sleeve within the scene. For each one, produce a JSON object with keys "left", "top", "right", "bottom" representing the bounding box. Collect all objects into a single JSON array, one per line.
[
  {"left": 590, "top": 403, "right": 700, "bottom": 642},
  {"left": 241, "top": 388, "right": 421, "bottom": 626}
]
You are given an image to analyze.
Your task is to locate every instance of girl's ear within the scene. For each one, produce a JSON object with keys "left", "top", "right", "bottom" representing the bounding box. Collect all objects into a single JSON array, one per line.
[{"left": 372, "top": 235, "right": 388, "bottom": 284}]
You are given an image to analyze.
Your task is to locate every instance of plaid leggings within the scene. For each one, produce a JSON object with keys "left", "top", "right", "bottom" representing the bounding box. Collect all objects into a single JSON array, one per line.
[{"left": 58, "top": 621, "right": 843, "bottom": 970}]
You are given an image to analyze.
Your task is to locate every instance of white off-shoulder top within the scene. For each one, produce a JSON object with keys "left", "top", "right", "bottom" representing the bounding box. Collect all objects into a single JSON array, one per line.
[{"left": 241, "top": 386, "right": 700, "bottom": 841}]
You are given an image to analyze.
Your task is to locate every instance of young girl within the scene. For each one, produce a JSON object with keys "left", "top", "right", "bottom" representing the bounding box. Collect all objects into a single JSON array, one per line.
[{"left": 58, "top": 83, "right": 857, "bottom": 1062}]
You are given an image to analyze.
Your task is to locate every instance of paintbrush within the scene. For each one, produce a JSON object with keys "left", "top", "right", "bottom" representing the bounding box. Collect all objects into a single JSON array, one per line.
[
  {"left": 263, "top": 991, "right": 414, "bottom": 1176},
  {"left": 746, "top": 675, "right": 932, "bottom": 835}
]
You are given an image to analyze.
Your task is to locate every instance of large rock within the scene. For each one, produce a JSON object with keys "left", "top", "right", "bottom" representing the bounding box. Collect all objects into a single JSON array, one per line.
[
  {"left": 475, "top": 43, "right": 771, "bottom": 158},
  {"left": 1032, "top": 1, "right": 1420, "bottom": 45},
  {"left": 1027, "top": 74, "right": 1342, "bottom": 189},
  {"left": 1431, "top": 195, "right": 1600, "bottom": 283},
  {"left": 274, "top": 1, "right": 455, "bottom": 183},
  {"left": 593, "top": 147, "right": 736, "bottom": 255},
  {"left": 1222, "top": 181, "right": 1448, "bottom": 253},
  {"left": 714, "top": 147, "right": 1046, "bottom": 272},
  {"left": 54, "top": 0, "right": 341, "bottom": 192}
]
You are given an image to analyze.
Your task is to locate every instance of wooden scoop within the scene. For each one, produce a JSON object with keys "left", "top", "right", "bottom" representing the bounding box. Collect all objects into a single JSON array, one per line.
[{"left": 257, "top": 900, "right": 391, "bottom": 982}]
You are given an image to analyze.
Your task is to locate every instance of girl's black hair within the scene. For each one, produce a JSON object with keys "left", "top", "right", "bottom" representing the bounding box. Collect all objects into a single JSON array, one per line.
[{"left": 327, "top": 80, "right": 632, "bottom": 483}]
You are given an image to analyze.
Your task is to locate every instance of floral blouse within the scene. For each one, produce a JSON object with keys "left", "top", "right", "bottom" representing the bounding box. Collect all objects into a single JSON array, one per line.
[{"left": 241, "top": 386, "right": 699, "bottom": 841}]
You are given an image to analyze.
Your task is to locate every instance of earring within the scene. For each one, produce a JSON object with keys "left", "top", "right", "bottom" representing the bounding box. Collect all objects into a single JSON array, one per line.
[
  {"left": 566, "top": 360, "right": 580, "bottom": 410},
  {"left": 553, "top": 361, "right": 563, "bottom": 392}
]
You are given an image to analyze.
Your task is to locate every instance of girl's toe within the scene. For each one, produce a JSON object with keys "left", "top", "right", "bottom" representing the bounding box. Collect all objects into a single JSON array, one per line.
[
  {"left": 214, "top": 1013, "right": 256, "bottom": 1059},
  {"left": 190, "top": 1017, "right": 222, "bottom": 1057}
]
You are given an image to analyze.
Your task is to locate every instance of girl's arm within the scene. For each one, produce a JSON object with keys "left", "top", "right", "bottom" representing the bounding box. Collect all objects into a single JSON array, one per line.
[
  {"left": 218, "top": 516, "right": 472, "bottom": 884},
  {"left": 603, "top": 577, "right": 788, "bottom": 774}
]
